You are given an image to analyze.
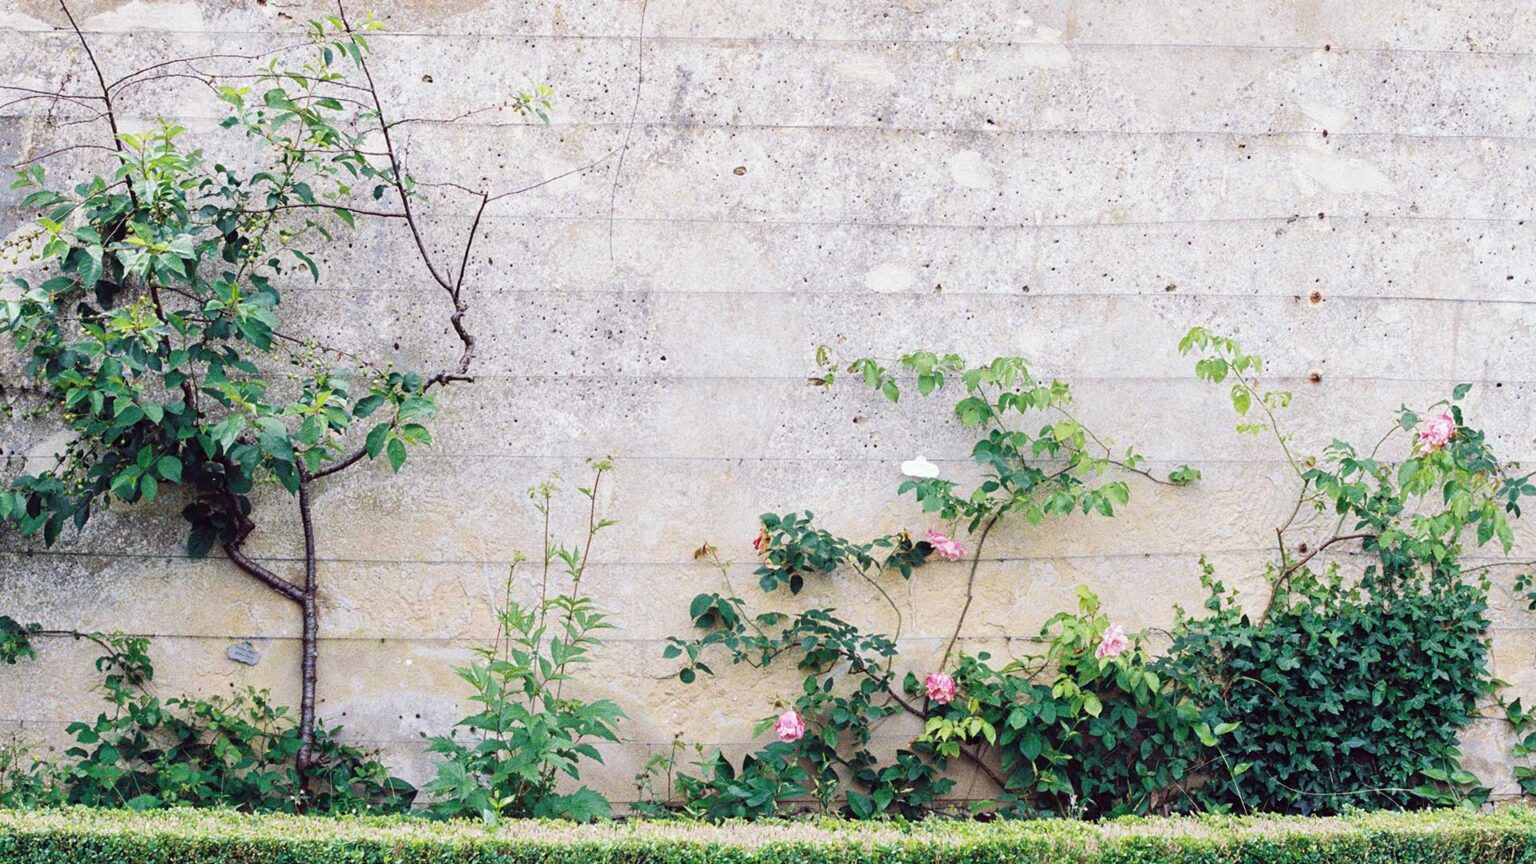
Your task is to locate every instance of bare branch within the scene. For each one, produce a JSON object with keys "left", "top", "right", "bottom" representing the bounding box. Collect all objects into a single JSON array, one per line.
[
  {"left": 607, "top": 0, "right": 650, "bottom": 262},
  {"left": 5, "top": 143, "right": 115, "bottom": 170},
  {"left": 485, "top": 145, "right": 624, "bottom": 203},
  {"left": 308, "top": 443, "right": 369, "bottom": 481},
  {"left": 107, "top": 42, "right": 308, "bottom": 93},
  {"left": 58, "top": 1, "right": 136, "bottom": 212},
  {"left": 336, "top": 3, "right": 453, "bottom": 293},
  {"left": 0, "top": 83, "right": 102, "bottom": 104},
  {"left": 1281, "top": 532, "right": 1374, "bottom": 579},
  {"left": 940, "top": 515, "right": 997, "bottom": 670}
]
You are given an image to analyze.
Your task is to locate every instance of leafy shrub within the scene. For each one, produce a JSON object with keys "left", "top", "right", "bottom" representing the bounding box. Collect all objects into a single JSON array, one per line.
[
  {"left": 0, "top": 632, "right": 410, "bottom": 813},
  {"left": 1165, "top": 563, "right": 1489, "bottom": 813},
  {"left": 662, "top": 353, "right": 1191, "bottom": 819},
  {"left": 928, "top": 587, "right": 1231, "bottom": 818},
  {"left": 666, "top": 554, "right": 951, "bottom": 819},
  {"left": 1165, "top": 328, "right": 1536, "bottom": 813},
  {"left": 425, "top": 464, "right": 623, "bottom": 823}
]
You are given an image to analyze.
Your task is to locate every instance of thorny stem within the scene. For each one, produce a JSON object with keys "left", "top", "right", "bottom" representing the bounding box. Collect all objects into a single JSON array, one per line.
[
  {"left": 1256, "top": 532, "right": 1376, "bottom": 624},
  {"left": 884, "top": 687, "right": 1007, "bottom": 792},
  {"left": 940, "top": 515, "right": 997, "bottom": 670}
]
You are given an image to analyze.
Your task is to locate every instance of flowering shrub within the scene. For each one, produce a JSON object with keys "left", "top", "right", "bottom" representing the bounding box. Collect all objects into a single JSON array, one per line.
[
  {"left": 923, "top": 587, "right": 1232, "bottom": 818},
  {"left": 658, "top": 337, "right": 1536, "bottom": 822},
  {"left": 665, "top": 556, "right": 952, "bottom": 819}
]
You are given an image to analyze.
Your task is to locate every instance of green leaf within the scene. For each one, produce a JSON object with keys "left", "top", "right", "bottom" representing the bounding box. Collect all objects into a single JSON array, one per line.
[
  {"left": 353, "top": 394, "right": 386, "bottom": 418},
  {"left": 386, "top": 437, "right": 407, "bottom": 472},
  {"left": 364, "top": 423, "right": 391, "bottom": 459}
]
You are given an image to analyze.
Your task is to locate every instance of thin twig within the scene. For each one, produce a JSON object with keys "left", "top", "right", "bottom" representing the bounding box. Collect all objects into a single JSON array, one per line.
[
  {"left": 5, "top": 143, "right": 114, "bottom": 169},
  {"left": 607, "top": 0, "right": 649, "bottom": 262},
  {"left": 1256, "top": 531, "right": 1375, "bottom": 623},
  {"left": 940, "top": 515, "right": 997, "bottom": 669}
]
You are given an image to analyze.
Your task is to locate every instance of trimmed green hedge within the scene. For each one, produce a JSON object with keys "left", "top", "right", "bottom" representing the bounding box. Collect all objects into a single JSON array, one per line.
[{"left": 2, "top": 807, "right": 1536, "bottom": 864}]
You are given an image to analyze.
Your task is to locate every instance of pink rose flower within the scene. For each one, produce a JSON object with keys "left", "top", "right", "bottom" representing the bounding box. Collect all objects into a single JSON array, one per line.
[
  {"left": 1095, "top": 624, "right": 1129, "bottom": 660},
  {"left": 753, "top": 526, "right": 770, "bottom": 556},
  {"left": 926, "top": 530, "right": 966, "bottom": 562},
  {"left": 925, "top": 672, "right": 957, "bottom": 704},
  {"left": 773, "top": 710, "right": 805, "bottom": 743},
  {"left": 1418, "top": 412, "right": 1455, "bottom": 450}
]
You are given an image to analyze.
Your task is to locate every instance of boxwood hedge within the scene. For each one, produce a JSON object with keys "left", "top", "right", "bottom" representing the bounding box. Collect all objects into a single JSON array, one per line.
[{"left": 2, "top": 806, "right": 1536, "bottom": 864}]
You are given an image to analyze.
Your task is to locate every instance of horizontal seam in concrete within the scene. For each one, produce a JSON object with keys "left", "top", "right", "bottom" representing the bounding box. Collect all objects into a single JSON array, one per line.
[
  {"left": 15, "top": 28, "right": 1536, "bottom": 57},
  {"left": 0, "top": 372, "right": 1529, "bottom": 384},
  {"left": 15, "top": 625, "right": 1536, "bottom": 645},
  {"left": 11, "top": 112, "right": 1535, "bottom": 142},
  {"left": 4, "top": 206, "right": 1528, "bottom": 229},
  {"left": 196, "top": 288, "right": 1536, "bottom": 306},
  {"left": 2, "top": 546, "right": 1527, "bottom": 567}
]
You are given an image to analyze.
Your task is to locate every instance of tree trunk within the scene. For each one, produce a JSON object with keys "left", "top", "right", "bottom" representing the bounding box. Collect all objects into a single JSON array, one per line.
[{"left": 296, "top": 477, "right": 320, "bottom": 790}]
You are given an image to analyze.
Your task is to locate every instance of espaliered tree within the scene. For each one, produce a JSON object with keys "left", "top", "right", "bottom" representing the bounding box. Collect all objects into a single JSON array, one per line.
[{"left": 0, "top": 3, "right": 563, "bottom": 783}]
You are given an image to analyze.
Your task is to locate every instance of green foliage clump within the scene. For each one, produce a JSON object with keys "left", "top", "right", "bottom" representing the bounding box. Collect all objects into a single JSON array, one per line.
[
  {"left": 1165, "top": 563, "right": 1490, "bottom": 813},
  {"left": 665, "top": 567, "right": 951, "bottom": 819},
  {"left": 425, "top": 464, "right": 623, "bottom": 823},
  {"left": 0, "top": 632, "right": 411, "bottom": 814},
  {"left": 1168, "top": 327, "right": 1536, "bottom": 813},
  {"left": 0, "top": 18, "right": 439, "bottom": 553},
  {"left": 929, "top": 587, "right": 1232, "bottom": 819},
  {"left": 0, "top": 617, "right": 39, "bottom": 665},
  {"left": 659, "top": 353, "right": 1188, "bottom": 820}
]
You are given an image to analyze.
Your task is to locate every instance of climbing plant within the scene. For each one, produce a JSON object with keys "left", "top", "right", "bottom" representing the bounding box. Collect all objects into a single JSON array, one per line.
[
  {"left": 0, "top": 2, "right": 555, "bottom": 792},
  {"left": 1161, "top": 328, "right": 1536, "bottom": 813},
  {"left": 660, "top": 352, "right": 1198, "bottom": 818}
]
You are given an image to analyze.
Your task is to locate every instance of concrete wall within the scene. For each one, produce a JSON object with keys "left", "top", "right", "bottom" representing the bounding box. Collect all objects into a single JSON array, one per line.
[{"left": 1, "top": 0, "right": 1534, "bottom": 803}]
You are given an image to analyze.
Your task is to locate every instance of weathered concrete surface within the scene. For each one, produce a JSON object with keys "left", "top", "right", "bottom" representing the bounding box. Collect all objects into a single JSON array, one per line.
[{"left": 1, "top": 0, "right": 1534, "bottom": 802}]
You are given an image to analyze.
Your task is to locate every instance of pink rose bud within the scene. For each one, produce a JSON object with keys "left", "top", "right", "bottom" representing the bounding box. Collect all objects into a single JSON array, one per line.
[
  {"left": 1095, "top": 624, "right": 1129, "bottom": 660},
  {"left": 925, "top": 672, "right": 957, "bottom": 704},
  {"left": 926, "top": 530, "right": 966, "bottom": 562},
  {"left": 773, "top": 710, "right": 805, "bottom": 743},
  {"left": 1418, "top": 412, "right": 1455, "bottom": 450}
]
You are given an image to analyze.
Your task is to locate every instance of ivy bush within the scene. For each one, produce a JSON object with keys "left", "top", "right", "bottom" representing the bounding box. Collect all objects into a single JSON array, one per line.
[{"left": 1155, "top": 328, "right": 1536, "bottom": 813}]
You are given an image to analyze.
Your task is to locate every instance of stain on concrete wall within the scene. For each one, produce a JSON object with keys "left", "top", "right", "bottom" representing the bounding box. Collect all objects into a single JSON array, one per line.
[{"left": 1, "top": 0, "right": 1534, "bottom": 801}]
